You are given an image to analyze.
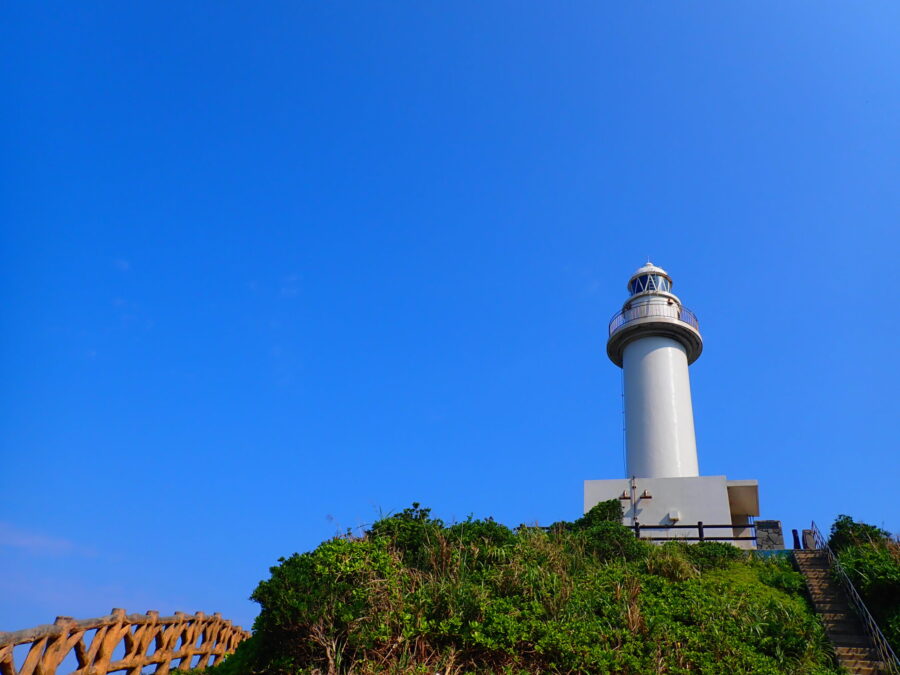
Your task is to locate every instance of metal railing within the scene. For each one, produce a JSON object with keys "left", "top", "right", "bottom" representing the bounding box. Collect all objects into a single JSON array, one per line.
[
  {"left": 809, "top": 521, "right": 900, "bottom": 674},
  {"left": 632, "top": 521, "right": 756, "bottom": 543},
  {"left": 608, "top": 303, "right": 700, "bottom": 336}
]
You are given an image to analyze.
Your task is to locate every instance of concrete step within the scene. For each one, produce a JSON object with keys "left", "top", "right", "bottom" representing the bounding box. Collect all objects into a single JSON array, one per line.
[
  {"left": 821, "top": 612, "right": 860, "bottom": 622},
  {"left": 808, "top": 592, "right": 848, "bottom": 602},
  {"left": 836, "top": 657, "right": 881, "bottom": 671},
  {"left": 836, "top": 656, "right": 881, "bottom": 671},
  {"left": 804, "top": 583, "right": 842, "bottom": 593},
  {"left": 833, "top": 649, "right": 876, "bottom": 659},
  {"left": 820, "top": 611, "right": 856, "bottom": 622},
  {"left": 811, "top": 598, "right": 846, "bottom": 606},
  {"left": 809, "top": 592, "right": 844, "bottom": 600},
  {"left": 824, "top": 621, "right": 865, "bottom": 632},
  {"left": 839, "top": 657, "right": 882, "bottom": 668},
  {"left": 823, "top": 622, "right": 861, "bottom": 632},
  {"left": 826, "top": 633, "right": 872, "bottom": 647},
  {"left": 834, "top": 646, "right": 879, "bottom": 658},
  {"left": 811, "top": 598, "right": 849, "bottom": 607},
  {"left": 813, "top": 603, "right": 856, "bottom": 614},
  {"left": 836, "top": 659, "right": 882, "bottom": 671},
  {"left": 840, "top": 665, "right": 880, "bottom": 675}
]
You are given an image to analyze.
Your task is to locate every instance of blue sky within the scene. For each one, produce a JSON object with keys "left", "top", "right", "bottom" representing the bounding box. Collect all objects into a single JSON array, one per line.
[{"left": 2, "top": 2, "right": 899, "bottom": 632}]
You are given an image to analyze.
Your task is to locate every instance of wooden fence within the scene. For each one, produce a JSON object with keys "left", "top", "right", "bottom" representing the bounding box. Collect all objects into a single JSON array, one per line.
[{"left": 0, "top": 609, "right": 251, "bottom": 675}]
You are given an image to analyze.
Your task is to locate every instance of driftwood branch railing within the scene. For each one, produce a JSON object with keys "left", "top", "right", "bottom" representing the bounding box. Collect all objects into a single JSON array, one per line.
[{"left": 0, "top": 609, "right": 251, "bottom": 675}]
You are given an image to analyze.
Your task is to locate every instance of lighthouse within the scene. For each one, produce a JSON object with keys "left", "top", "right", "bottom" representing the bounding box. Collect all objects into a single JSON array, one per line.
[
  {"left": 584, "top": 262, "right": 770, "bottom": 548},
  {"left": 607, "top": 262, "right": 702, "bottom": 479}
]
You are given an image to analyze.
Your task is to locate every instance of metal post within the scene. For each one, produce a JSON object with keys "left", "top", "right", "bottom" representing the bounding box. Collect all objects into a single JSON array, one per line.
[
  {"left": 633, "top": 520, "right": 641, "bottom": 540},
  {"left": 698, "top": 521, "right": 704, "bottom": 542}
]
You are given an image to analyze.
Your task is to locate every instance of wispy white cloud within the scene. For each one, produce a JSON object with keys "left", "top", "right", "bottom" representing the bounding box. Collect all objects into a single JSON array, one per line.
[{"left": 0, "top": 523, "right": 95, "bottom": 557}]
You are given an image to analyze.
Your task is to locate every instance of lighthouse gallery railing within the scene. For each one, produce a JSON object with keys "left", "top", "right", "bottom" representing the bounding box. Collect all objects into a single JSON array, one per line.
[{"left": 609, "top": 303, "right": 700, "bottom": 336}]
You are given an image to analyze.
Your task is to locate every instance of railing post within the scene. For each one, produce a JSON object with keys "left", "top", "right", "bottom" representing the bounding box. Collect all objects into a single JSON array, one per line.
[
  {"left": 38, "top": 616, "right": 74, "bottom": 675},
  {"left": 698, "top": 521, "right": 704, "bottom": 542},
  {"left": 633, "top": 521, "right": 641, "bottom": 540}
]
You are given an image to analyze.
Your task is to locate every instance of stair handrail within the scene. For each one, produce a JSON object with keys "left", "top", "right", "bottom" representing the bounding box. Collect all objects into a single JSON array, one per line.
[{"left": 810, "top": 520, "right": 900, "bottom": 674}]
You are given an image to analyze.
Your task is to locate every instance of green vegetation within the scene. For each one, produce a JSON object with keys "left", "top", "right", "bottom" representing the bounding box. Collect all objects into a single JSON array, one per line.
[
  {"left": 188, "top": 501, "right": 841, "bottom": 674},
  {"left": 830, "top": 514, "right": 900, "bottom": 654},
  {"left": 828, "top": 514, "right": 891, "bottom": 554}
]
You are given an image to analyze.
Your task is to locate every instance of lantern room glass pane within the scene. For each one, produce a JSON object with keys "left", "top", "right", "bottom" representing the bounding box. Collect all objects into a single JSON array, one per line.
[{"left": 630, "top": 274, "right": 672, "bottom": 294}]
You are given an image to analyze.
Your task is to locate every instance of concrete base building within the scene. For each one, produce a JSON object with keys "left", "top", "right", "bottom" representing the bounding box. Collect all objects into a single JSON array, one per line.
[{"left": 585, "top": 263, "right": 763, "bottom": 548}]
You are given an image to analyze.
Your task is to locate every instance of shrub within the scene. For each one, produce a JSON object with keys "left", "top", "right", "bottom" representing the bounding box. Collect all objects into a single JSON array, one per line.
[
  {"left": 446, "top": 515, "right": 517, "bottom": 548},
  {"left": 838, "top": 537, "right": 900, "bottom": 652},
  {"left": 249, "top": 537, "right": 408, "bottom": 673},
  {"left": 755, "top": 555, "right": 806, "bottom": 594},
  {"left": 644, "top": 544, "right": 699, "bottom": 581},
  {"left": 367, "top": 502, "right": 444, "bottom": 571},
  {"left": 682, "top": 541, "right": 745, "bottom": 570},
  {"left": 571, "top": 498, "right": 624, "bottom": 530},
  {"left": 579, "top": 521, "right": 651, "bottom": 562},
  {"left": 828, "top": 514, "right": 890, "bottom": 552}
]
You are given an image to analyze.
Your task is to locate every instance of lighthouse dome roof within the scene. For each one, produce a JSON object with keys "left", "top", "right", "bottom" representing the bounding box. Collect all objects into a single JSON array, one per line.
[{"left": 631, "top": 261, "right": 668, "bottom": 277}]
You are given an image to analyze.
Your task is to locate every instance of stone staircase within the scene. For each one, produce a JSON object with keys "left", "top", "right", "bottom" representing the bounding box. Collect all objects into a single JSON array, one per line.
[{"left": 794, "top": 550, "right": 886, "bottom": 674}]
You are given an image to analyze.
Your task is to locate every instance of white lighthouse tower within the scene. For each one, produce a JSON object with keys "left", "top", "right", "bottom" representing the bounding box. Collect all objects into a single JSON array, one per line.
[
  {"left": 585, "top": 262, "right": 765, "bottom": 547},
  {"left": 608, "top": 262, "right": 702, "bottom": 479}
]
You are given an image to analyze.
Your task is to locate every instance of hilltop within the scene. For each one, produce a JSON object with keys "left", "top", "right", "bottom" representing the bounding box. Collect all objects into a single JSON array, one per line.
[{"left": 177, "top": 501, "right": 863, "bottom": 674}]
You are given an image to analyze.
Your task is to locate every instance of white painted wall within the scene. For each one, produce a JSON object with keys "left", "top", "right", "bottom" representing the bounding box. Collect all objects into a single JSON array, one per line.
[
  {"left": 623, "top": 335, "right": 699, "bottom": 477},
  {"left": 584, "top": 476, "right": 755, "bottom": 548}
]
